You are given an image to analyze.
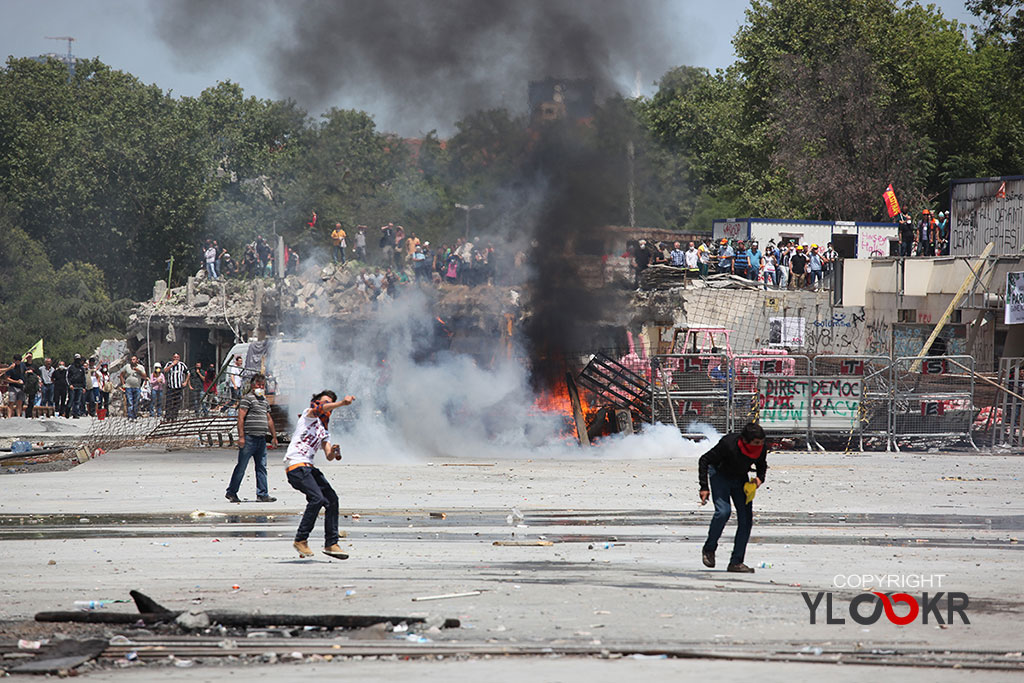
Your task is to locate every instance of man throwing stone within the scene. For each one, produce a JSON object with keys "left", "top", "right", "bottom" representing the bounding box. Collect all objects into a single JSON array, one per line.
[
  {"left": 284, "top": 390, "right": 355, "bottom": 559},
  {"left": 698, "top": 421, "right": 767, "bottom": 573},
  {"left": 225, "top": 373, "right": 278, "bottom": 503}
]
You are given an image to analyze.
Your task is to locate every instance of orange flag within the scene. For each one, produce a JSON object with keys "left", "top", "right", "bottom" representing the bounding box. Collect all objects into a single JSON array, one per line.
[{"left": 883, "top": 183, "right": 901, "bottom": 218}]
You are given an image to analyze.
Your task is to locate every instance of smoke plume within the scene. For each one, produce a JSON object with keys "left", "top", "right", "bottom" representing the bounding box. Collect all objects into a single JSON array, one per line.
[{"left": 152, "top": 0, "right": 682, "bottom": 133}]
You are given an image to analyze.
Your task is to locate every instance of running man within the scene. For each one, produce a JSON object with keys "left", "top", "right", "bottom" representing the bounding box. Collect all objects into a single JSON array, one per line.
[
  {"left": 284, "top": 390, "right": 355, "bottom": 559},
  {"left": 698, "top": 421, "right": 768, "bottom": 573}
]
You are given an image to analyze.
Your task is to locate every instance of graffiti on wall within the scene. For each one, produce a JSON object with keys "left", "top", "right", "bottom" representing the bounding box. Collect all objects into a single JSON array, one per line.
[
  {"left": 858, "top": 233, "right": 891, "bottom": 258},
  {"left": 951, "top": 178, "right": 1024, "bottom": 256},
  {"left": 892, "top": 323, "right": 967, "bottom": 358}
]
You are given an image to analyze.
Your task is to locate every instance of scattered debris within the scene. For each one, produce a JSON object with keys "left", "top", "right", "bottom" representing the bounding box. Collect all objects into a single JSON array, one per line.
[
  {"left": 411, "top": 591, "right": 482, "bottom": 602},
  {"left": 35, "top": 590, "right": 461, "bottom": 630},
  {"left": 492, "top": 540, "right": 554, "bottom": 547}
]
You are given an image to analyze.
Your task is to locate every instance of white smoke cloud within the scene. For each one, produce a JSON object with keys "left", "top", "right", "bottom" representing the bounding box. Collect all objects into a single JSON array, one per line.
[{"left": 271, "top": 287, "right": 719, "bottom": 462}]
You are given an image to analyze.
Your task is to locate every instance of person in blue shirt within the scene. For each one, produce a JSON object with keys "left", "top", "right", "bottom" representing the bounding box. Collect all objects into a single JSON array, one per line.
[
  {"left": 747, "top": 242, "right": 762, "bottom": 280},
  {"left": 733, "top": 242, "right": 750, "bottom": 278},
  {"left": 669, "top": 241, "right": 686, "bottom": 267},
  {"left": 808, "top": 244, "right": 824, "bottom": 291},
  {"left": 717, "top": 239, "right": 734, "bottom": 273}
]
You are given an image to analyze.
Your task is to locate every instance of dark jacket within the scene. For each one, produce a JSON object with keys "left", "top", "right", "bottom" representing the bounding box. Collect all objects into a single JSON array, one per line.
[
  {"left": 67, "top": 363, "right": 87, "bottom": 388},
  {"left": 698, "top": 433, "right": 767, "bottom": 490}
]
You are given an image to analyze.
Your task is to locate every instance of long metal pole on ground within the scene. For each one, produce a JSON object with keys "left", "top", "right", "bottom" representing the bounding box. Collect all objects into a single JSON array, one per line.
[{"left": 909, "top": 242, "right": 994, "bottom": 372}]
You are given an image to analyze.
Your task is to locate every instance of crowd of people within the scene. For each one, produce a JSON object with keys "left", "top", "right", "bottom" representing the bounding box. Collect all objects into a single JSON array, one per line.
[
  {"left": 631, "top": 237, "right": 839, "bottom": 291},
  {"left": 1, "top": 351, "right": 250, "bottom": 422},
  {"left": 898, "top": 209, "right": 950, "bottom": 257},
  {"left": 201, "top": 236, "right": 302, "bottom": 281},
  {"left": 197, "top": 218, "right": 521, "bottom": 290}
]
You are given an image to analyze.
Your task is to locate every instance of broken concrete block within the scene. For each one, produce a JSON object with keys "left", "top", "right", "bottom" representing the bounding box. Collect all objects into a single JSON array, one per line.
[
  {"left": 152, "top": 280, "right": 167, "bottom": 301},
  {"left": 175, "top": 610, "right": 210, "bottom": 630},
  {"left": 193, "top": 294, "right": 211, "bottom": 307},
  {"left": 321, "top": 264, "right": 336, "bottom": 280}
]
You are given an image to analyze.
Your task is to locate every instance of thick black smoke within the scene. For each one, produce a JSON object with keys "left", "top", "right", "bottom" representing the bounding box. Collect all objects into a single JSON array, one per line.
[
  {"left": 152, "top": 0, "right": 679, "bottom": 133},
  {"left": 155, "top": 0, "right": 678, "bottom": 388}
]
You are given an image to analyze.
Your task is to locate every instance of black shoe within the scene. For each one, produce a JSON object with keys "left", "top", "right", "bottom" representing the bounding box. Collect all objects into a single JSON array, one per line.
[
  {"left": 702, "top": 549, "right": 715, "bottom": 568},
  {"left": 727, "top": 563, "right": 755, "bottom": 573},
  {"left": 225, "top": 493, "right": 241, "bottom": 503},
  {"left": 256, "top": 495, "right": 277, "bottom": 503}
]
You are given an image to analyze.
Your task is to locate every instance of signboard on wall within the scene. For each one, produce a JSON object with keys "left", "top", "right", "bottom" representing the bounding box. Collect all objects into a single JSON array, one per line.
[
  {"left": 1006, "top": 271, "right": 1024, "bottom": 325},
  {"left": 757, "top": 377, "right": 861, "bottom": 431},
  {"left": 769, "top": 317, "right": 805, "bottom": 348},
  {"left": 713, "top": 220, "right": 748, "bottom": 241},
  {"left": 950, "top": 176, "right": 1024, "bottom": 256}
]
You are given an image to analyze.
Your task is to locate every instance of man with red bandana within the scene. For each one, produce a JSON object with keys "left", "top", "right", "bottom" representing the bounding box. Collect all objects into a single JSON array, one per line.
[{"left": 698, "top": 422, "right": 767, "bottom": 573}]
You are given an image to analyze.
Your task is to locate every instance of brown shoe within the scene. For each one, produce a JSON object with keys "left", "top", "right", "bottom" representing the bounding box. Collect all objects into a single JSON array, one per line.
[
  {"left": 293, "top": 540, "right": 314, "bottom": 558},
  {"left": 702, "top": 549, "right": 715, "bottom": 568},
  {"left": 322, "top": 544, "right": 349, "bottom": 560},
  {"left": 727, "top": 563, "right": 755, "bottom": 573}
]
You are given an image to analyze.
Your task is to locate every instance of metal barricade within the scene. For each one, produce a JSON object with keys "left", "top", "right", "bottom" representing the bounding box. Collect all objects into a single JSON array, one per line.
[
  {"left": 811, "top": 355, "right": 892, "bottom": 451},
  {"left": 735, "top": 354, "right": 812, "bottom": 447},
  {"left": 892, "top": 355, "right": 977, "bottom": 450},
  {"left": 992, "top": 357, "right": 1024, "bottom": 449},
  {"left": 650, "top": 353, "right": 731, "bottom": 435}
]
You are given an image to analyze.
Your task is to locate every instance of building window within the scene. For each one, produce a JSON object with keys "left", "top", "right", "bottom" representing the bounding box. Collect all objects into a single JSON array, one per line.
[{"left": 898, "top": 309, "right": 917, "bottom": 323}]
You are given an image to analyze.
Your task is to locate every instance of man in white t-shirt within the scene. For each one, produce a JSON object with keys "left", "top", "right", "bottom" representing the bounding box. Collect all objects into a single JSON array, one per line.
[
  {"left": 285, "top": 390, "right": 356, "bottom": 559},
  {"left": 226, "top": 355, "right": 244, "bottom": 409}
]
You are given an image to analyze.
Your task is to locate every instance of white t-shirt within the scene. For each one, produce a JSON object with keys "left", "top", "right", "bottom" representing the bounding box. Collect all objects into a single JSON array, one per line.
[
  {"left": 284, "top": 413, "right": 330, "bottom": 466},
  {"left": 227, "top": 364, "right": 243, "bottom": 389}
]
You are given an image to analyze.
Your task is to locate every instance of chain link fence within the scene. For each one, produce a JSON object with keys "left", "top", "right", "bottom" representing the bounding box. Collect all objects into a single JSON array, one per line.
[
  {"left": 811, "top": 355, "right": 892, "bottom": 451},
  {"left": 649, "top": 354, "right": 988, "bottom": 451},
  {"left": 650, "top": 353, "right": 731, "bottom": 434},
  {"left": 892, "top": 355, "right": 977, "bottom": 451}
]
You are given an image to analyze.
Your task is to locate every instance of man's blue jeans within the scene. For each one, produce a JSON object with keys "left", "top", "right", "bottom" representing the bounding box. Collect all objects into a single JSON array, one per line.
[
  {"left": 702, "top": 465, "right": 753, "bottom": 566},
  {"left": 227, "top": 435, "right": 269, "bottom": 498},
  {"left": 41, "top": 384, "right": 54, "bottom": 407},
  {"left": 125, "top": 387, "right": 141, "bottom": 419},
  {"left": 71, "top": 387, "right": 85, "bottom": 416},
  {"left": 286, "top": 465, "right": 339, "bottom": 546}
]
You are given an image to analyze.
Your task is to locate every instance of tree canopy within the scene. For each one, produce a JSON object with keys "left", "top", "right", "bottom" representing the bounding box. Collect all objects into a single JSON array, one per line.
[{"left": 2, "top": 0, "right": 1024, "bottom": 361}]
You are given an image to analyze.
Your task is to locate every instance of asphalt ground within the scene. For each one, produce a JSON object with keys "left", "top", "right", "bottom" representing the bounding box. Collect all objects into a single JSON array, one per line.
[{"left": 1, "top": 445, "right": 1022, "bottom": 680}]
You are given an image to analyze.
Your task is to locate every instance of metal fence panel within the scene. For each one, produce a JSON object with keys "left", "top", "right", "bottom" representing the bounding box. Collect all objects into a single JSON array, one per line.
[
  {"left": 893, "top": 355, "right": 976, "bottom": 450},
  {"left": 650, "top": 354, "right": 731, "bottom": 434},
  {"left": 736, "top": 354, "right": 812, "bottom": 445},
  {"left": 811, "top": 355, "right": 893, "bottom": 450},
  {"left": 992, "top": 357, "right": 1024, "bottom": 448}
]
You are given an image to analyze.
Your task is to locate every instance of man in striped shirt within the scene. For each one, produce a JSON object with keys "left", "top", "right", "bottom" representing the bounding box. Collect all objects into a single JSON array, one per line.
[
  {"left": 226, "top": 373, "right": 278, "bottom": 503},
  {"left": 163, "top": 353, "right": 188, "bottom": 421}
]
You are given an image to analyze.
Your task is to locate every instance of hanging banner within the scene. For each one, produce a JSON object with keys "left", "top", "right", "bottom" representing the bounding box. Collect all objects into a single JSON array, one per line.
[{"left": 1006, "top": 271, "right": 1024, "bottom": 324}]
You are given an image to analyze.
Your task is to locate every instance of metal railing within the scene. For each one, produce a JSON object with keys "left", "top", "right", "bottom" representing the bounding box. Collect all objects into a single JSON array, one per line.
[{"left": 649, "top": 354, "right": 987, "bottom": 451}]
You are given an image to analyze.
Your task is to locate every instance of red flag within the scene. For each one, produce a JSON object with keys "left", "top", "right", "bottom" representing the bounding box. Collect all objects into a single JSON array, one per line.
[
  {"left": 882, "top": 183, "right": 901, "bottom": 218},
  {"left": 307, "top": 211, "right": 318, "bottom": 227},
  {"left": 996, "top": 181, "right": 1006, "bottom": 199}
]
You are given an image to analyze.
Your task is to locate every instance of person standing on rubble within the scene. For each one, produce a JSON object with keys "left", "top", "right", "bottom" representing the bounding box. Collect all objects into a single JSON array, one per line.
[
  {"left": 354, "top": 225, "right": 368, "bottom": 262},
  {"left": 163, "top": 353, "right": 188, "bottom": 421},
  {"left": 284, "top": 390, "right": 356, "bottom": 559},
  {"left": 331, "top": 223, "right": 347, "bottom": 264},
  {"left": 225, "top": 373, "right": 278, "bottom": 504},
  {"left": 698, "top": 421, "right": 767, "bottom": 574}
]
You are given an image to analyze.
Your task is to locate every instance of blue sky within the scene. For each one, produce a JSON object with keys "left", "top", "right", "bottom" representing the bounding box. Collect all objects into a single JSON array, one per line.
[{"left": 1, "top": 0, "right": 978, "bottom": 134}]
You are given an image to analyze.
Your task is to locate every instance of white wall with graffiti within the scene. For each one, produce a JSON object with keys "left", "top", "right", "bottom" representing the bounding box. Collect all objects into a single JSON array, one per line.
[{"left": 951, "top": 175, "right": 1024, "bottom": 257}]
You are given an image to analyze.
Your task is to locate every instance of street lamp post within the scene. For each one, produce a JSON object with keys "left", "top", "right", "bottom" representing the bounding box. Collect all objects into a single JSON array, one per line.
[{"left": 455, "top": 203, "right": 484, "bottom": 240}]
